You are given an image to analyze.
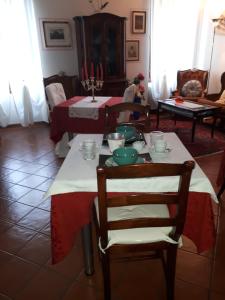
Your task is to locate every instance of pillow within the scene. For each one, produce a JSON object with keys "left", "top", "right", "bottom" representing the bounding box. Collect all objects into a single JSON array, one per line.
[
  {"left": 216, "top": 90, "right": 225, "bottom": 104},
  {"left": 181, "top": 80, "right": 202, "bottom": 97}
]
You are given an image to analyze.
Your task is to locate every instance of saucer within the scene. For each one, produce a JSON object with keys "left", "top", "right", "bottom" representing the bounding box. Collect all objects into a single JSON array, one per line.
[{"left": 105, "top": 156, "right": 144, "bottom": 167}]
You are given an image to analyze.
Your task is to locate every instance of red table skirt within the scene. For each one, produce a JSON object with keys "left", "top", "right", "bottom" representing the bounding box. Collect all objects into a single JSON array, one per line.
[
  {"left": 50, "top": 96, "right": 122, "bottom": 143},
  {"left": 51, "top": 191, "right": 216, "bottom": 264}
]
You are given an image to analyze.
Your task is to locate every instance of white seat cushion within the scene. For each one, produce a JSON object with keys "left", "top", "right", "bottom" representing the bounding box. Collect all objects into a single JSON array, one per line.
[
  {"left": 94, "top": 197, "right": 177, "bottom": 252},
  {"left": 45, "top": 83, "right": 66, "bottom": 110}
]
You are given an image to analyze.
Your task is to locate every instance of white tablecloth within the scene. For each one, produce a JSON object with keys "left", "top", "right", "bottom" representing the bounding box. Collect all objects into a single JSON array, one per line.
[
  {"left": 68, "top": 96, "right": 111, "bottom": 119},
  {"left": 46, "top": 133, "right": 217, "bottom": 202}
]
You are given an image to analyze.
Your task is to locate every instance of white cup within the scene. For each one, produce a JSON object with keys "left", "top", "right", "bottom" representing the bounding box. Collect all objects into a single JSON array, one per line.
[
  {"left": 132, "top": 141, "right": 145, "bottom": 153},
  {"left": 154, "top": 139, "right": 167, "bottom": 153},
  {"left": 150, "top": 131, "right": 164, "bottom": 146},
  {"left": 80, "top": 140, "right": 97, "bottom": 160},
  {"left": 107, "top": 133, "right": 125, "bottom": 153}
]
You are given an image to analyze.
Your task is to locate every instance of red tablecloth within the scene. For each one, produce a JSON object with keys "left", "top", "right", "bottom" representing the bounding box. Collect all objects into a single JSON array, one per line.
[
  {"left": 50, "top": 96, "right": 122, "bottom": 143},
  {"left": 51, "top": 191, "right": 216, "bottom": 264}
]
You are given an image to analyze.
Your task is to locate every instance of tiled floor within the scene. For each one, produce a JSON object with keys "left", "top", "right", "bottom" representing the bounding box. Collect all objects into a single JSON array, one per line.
[{"left": 0, "top": 122, "right": 225, "bottom": 300}]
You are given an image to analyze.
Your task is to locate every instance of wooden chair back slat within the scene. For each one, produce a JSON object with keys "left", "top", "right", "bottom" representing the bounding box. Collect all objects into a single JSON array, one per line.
[{"left": 108, "top": 218, "right": 177, "bottom": 230}]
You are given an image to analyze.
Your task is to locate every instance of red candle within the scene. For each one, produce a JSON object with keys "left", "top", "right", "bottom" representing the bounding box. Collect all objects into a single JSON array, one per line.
[
  {"left": 81, "top": 67, "right": 84, "bottom": 81},
  {"left": 96, "top": 65, "right": 99, "bottom": 80},
  {"left": 100, "top": 63, "right": 103, "bottom": 80},
  {"left": 84, "top": 63, "right": 88, "bottom": 79},
  {"left": 91, "top": 62, "right": 94, "bottom": 77}
]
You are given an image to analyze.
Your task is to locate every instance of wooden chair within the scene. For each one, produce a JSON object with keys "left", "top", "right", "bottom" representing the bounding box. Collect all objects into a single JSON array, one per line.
[
  {"left": 105, "top": 102, "right": 151, "bottom": 133},
  {"left": 171, "top": 68, "right": 208, "bottom": 101},
  {"left": 94, "top": 161, "right": 195, "bottom": 300},
  {"left": 43, "top": 74, "right": 80, "bottom": 99}
]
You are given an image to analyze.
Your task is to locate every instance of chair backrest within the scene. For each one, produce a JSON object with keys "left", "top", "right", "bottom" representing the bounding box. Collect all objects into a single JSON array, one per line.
[
  {"left": 177, "top": 68, "right": 208, "bottom": 97},
  {"left": 43, "top": 74, "right": 80, "bottom": 99},
  {"left": 97, "top": 161, "right": 195, "bottom": 250},
  {"left": 105, "top": 102, "right": 151, "bottom": 132},
  {"left": 45, "top": 83, "right": 66, "bottom": 110}
]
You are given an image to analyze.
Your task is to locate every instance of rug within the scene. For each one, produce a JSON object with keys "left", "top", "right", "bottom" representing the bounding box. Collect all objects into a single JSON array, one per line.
[{"left": 150, "top": 115, "right": 225, "bottom": 157}]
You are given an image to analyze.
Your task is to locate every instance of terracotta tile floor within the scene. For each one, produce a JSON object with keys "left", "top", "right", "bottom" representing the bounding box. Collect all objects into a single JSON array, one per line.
[{"left": 0, "top": 122, "right": 225, "bottom": 300}]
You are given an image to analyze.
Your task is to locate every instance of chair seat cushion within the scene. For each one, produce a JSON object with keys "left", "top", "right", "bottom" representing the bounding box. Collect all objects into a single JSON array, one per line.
[
  {"left": 94, "top": 197, "right": 177, "bottom": 252},
  {"left": 181, "top": 80, "right": 202, "bottom": 97}
]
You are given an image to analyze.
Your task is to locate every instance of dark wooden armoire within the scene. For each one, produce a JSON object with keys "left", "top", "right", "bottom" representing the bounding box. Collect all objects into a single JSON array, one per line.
[{"left": 74, "top": 13, "right": 127, "bottom": 96}]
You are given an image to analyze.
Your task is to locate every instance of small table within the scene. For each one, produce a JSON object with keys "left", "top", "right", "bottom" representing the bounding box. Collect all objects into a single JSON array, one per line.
[
  {"left": 50, "top": 96, "right": 122, "bottom": 143},
  {"left": 157, "top": 99, "right": 219, "bottom": 142}
]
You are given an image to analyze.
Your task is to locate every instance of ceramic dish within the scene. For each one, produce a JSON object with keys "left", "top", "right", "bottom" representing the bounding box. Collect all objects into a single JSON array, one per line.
[{"left": 105, "top": 156, "right": 144, "bottom": 167}]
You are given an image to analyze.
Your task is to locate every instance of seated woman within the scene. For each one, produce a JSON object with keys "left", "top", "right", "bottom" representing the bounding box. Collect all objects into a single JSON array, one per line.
[{"left": 119, "top": 73, "right": 145, "bottom": 122}]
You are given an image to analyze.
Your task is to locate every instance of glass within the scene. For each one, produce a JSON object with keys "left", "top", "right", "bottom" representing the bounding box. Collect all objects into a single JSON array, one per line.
[{"left": 80, "top": 140, "right": 97, "bottom": 160}]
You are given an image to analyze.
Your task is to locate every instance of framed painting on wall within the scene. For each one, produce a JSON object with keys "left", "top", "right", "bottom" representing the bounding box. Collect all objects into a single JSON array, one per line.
[
  {"left": 132, "top": 11, "right": 146, "bottom": 34},
  {"left": 41, "top": 19, "right": 72, "bottom": 49},
  {"left": 126, "top": 40, "right": 139, "bottom": 61}
]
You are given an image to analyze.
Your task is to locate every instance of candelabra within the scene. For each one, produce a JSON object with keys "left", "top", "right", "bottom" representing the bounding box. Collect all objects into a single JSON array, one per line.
[{"left": 81, "top": 77, "right": 104, "bottom": 102}]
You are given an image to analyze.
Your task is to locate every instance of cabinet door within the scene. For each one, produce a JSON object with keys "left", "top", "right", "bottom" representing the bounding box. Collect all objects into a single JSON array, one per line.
[
  {"left": 74, "top": 13, "right": 126, "bottom": 96},
  {"left": 84, "top": 15, "right": 104, "bottom": 75},
  {"left": 103, "top": 14, "right": 125, "bottom": 79}
]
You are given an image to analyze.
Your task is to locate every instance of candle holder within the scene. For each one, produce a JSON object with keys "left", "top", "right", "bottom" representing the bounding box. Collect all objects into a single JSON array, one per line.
[{"left": 81, "top": 77, "right": 104, "bottom": 103}]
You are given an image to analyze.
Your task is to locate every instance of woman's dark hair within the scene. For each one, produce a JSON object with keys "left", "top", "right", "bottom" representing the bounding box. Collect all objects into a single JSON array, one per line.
[{"left": 133, "top": 77, "right": 140, "bottom": 85}]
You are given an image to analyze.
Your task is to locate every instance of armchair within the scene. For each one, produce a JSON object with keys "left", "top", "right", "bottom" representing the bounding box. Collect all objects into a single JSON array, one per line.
[{"left": 171, "top": 68, "right": 208, "bottom": 101}]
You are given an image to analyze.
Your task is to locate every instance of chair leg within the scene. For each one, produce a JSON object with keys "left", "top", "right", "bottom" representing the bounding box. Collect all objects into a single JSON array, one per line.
[
  {"left": 101, "top": 252, "right": 111, "bottom": 300},
  {"left": 165, "top": 245, "right": 177, "bottom": 300}
]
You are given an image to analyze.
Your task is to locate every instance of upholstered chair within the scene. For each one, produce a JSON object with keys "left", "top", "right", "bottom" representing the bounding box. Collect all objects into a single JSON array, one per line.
[{"left": 171, "top": 68, "right": 208, "bottom": 101}]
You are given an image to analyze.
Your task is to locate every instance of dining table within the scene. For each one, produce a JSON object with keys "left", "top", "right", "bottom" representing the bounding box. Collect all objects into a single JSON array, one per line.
[
  {"left": 46, "top": 132, "right": 217, "bottom": 275},
  {"left": 50, "top": 95, "right": 122, "bottom": 144}
]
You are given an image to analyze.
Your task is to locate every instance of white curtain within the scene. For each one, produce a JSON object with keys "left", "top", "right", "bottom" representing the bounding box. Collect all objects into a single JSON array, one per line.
[
  {"left": 0, "top": 0, "right": 48, "bottom": 127},
  {"left": 149, "top": 0, "right": 223, "bottom": 100}
]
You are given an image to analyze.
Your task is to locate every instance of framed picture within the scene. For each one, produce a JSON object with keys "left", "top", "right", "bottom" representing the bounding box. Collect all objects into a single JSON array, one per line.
[
  {"left": 41, "top": 20, "right": 72, "bottom": 49},
  {"left": 126, "top": 40, "right": 139, "bottom": 61},
  {"left": 132, "top": 11, "right": 146, "bottom": 34}
]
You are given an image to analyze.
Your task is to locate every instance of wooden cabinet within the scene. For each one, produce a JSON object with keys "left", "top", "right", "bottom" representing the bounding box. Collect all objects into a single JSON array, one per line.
[{"left": 74, "top": 13, "right": 127, "bottom": 96}]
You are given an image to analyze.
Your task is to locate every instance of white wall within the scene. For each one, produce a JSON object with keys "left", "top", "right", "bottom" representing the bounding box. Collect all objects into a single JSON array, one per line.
[
  {"left": 33, "top": 0, "right": 225, "bottom": 94},
  {"left": 33, "top": 0, "right": 149, "bottom": 83}
]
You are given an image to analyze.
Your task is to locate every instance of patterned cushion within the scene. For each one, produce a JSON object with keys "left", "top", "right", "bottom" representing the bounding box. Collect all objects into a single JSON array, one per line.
[{"left": 181, "top": 80, "right": 202, "bottom": 97}]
